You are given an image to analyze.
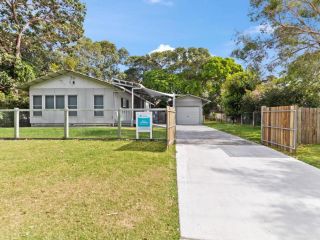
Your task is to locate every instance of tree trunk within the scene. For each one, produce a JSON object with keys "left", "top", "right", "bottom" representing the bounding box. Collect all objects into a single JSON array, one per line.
[{"left": 15, "top": 32, "right": 22, "bottom": 59}]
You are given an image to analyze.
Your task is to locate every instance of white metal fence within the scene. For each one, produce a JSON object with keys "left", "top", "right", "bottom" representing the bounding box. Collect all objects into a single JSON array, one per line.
[{"left": 0, "top": 108, "right": 168, "bottom": 140}]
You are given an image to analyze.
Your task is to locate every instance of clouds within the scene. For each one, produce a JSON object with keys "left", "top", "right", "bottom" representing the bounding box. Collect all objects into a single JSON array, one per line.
[
  {"left": 150, "top": 44, "right": 175, "bottom": 53},
  {"left": 145, "top": 0, "right": 173, "bottom": 6}
]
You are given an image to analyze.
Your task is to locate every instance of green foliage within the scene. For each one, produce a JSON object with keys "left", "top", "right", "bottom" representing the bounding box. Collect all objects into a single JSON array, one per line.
[
  {"left": 125, "top": 47, "right": 211, "bottom": 81},
  {"left": 0, "top": 0, "right": 86, "bottom": 107},
  {"left": 200, "top": 57, "right": 243, "bottom": 110},
  {"left": 0, "top": 71, "right": 13, "bottom": 94},
  {"left": 0, "top": 0, "right": 86, "bottom": 58},
  {"left": 221, "top": 71, "right": 258, "bottom": 118},
  {"left": 143, "top": 69, "right": 182, "bottom": 94},
  {"left": 233, "top": 0, "right": 320, "bottom": 72},
  {"left": 58, "top": 38, "right": 129, "bottom": 80},
  {"left": 14, "top": 60, "right": 35, "bottom": 83},
  {"left": 126, "top": 50, "right": 244, "bottom": 109}
]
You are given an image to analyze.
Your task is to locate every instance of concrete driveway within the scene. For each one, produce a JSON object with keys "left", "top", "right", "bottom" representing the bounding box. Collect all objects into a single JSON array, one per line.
[{"left": 176, "top": 125, "right": 320, "bottom": 240}]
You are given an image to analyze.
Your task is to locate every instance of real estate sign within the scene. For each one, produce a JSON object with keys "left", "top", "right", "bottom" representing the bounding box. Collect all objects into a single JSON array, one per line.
[{"left": 136, "top": 112, "right": 153, "bottom": 139}]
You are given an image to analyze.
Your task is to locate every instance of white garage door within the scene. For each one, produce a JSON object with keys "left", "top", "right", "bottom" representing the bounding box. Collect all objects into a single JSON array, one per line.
[{"left": 177, "top": 107, "right": 200, "bottom": 125}]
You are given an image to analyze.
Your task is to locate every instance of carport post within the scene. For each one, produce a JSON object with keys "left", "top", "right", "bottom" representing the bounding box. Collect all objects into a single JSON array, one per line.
[
  {"left": 14, "top": 108, "right": 19, "bottom": 139},
  {"left": 117, "top": 108, "right": 122, "bottom": 139},
  {"left": 64, "top": 108, "right": 69, "bottom": 139}
]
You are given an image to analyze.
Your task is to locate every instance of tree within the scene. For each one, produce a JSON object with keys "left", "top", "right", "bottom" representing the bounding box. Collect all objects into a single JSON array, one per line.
[
  {"left": 284, "top": 51, "right": 320, "bottom": 106},
  {"left": 221, "top": 71, "right": 258, "bottom": 119},
  {"left": 0, "top": 0, "right": 86, "bottom": 59},
  {"left": 233, "top": 0, "right": 320, "bottom": 72},
  {"left": 143, "top": 69, "right": 182, "bottom": 94},
  {"left": 125, "top": 47, "right": 211, "bottom": 82},
  {"left": 57, "top": 38, "right": 129, "bottom": 80},
  {"left": 199, "top": 57, "right": 243, "bottom": 110}
]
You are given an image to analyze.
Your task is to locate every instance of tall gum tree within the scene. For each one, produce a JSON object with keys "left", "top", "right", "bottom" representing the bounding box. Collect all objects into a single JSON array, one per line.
[{"left": 0, "top": 0, "right": 86, "bottom": 59}]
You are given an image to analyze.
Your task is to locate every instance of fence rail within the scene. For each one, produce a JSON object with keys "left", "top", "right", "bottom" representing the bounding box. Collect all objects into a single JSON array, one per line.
[{"left": 0, "top": 108, "right": 176, "bottom": 144}]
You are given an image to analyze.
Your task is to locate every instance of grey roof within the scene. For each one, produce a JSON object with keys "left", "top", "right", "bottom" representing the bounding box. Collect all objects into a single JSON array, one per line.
[
  {"left": 176, "top": 94, "right": 211, "bottom": 105},
  {"left": 20, "top": 70, "right": 117, "bottom": 90}
]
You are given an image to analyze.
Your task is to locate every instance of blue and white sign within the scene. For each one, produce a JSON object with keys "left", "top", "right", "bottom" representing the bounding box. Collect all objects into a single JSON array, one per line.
[{"left": 136, "top": 112, "right": 153, "bottom": 139}]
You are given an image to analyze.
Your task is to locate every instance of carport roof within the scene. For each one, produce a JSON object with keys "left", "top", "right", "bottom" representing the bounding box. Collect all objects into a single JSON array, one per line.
[{"left": 176, "top": 94, "right": 211, "bottom": 106}]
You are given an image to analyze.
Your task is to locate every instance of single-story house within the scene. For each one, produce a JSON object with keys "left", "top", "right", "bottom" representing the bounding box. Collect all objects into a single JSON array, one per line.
[
  {"left": 22, "top": 70, "right": 210, "bottom": 126},
  {"left": 176, "top": 95, "right": 210, "bottom": 125},
  {"left": 22, "top": 70, "right": 151, "bottom": 126}
]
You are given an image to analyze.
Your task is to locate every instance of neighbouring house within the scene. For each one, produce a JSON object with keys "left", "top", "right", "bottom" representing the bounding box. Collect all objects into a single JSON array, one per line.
[
  {"left": 175, "top": 95, "right": 210, "bottom": 125},
  {"left": 22, "top": 70, "right": 151, "bottom": 126}
]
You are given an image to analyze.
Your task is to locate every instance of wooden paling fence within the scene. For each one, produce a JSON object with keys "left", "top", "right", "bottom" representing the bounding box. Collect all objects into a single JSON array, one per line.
[
  {"left": 298, "top": 107, "right": 320, "bottom": 144},
  {"left": 261, "top": 106, "right": 320, "bottom": 153},
  {"left": 261, "top": 106, "right": 297, "bottom": 153},
  {"left": 166, "top": 107, "right": 176, "bottom": 146}
]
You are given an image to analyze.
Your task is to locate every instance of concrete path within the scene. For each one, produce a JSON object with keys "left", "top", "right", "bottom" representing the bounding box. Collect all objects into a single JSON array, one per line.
[{"left": 176, "top": 125, "right": 320, "bottom": 240}]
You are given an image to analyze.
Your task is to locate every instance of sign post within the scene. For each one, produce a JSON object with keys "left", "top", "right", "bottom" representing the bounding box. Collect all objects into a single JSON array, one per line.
[{"left": 136, "top": 112, "right": 153, "bottom": 139}]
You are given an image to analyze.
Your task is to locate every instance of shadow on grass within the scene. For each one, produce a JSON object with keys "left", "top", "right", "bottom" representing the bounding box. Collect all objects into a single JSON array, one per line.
[{"left": 116, "top": 141, "right": 167, "bottom": 152}]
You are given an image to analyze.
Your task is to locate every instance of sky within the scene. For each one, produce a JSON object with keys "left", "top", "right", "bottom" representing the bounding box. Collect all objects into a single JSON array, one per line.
[{"left": 83, "top": 0, "right": 257, "bottom": 57}]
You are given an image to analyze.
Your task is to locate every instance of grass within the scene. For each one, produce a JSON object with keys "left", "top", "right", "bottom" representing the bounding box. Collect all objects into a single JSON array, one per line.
[
  {"left": 0, "top": 140, "right": 179, "bottom": 239},
  {"left": 205, "top": 121, "right": 320, "bottom": 169},
  {"left": 205, "top": 121, "right": 261, "bottom": 143},
  {"left": 0, "top": 126, "right": 166, "bottom": 139}
]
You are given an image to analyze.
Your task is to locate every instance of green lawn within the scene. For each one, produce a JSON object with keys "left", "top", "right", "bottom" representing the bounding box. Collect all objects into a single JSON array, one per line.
[
  {"left": 0, "top": 140, "right": 179, "bottom": 239},
  {"left": 0, "top": 126, "right": 166, "bottom": 139},
  {"left": 206, "top": 121, "right": 261, "bottom": 143},
  {"left": 205, "top": 121, "right": 320, "bottom": 169}
]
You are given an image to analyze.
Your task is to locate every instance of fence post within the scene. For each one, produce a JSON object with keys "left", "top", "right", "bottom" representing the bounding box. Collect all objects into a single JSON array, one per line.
[
  {"left": 64, "top": 108, "right": 69, "bottom": 139},
  {"left": 261, "top": 106, "right": 265, "bottom": 144},
  {"left": 240, "top": 114, "right": 243, "bottom": 125},
  {"left": 14, "top": 108, "right": 19, "bottom": 139},
  {"left": 118, "top": 108, "right": 121, "bottom": 139},
  {"left": 297, "top": 107, "right": 302, "bottom": 145},
  {"left": 253, "top": 112, "right": 255, "bottom": 127}
]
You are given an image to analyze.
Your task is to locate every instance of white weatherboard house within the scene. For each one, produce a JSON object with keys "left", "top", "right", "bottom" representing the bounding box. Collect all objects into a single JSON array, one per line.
[
  {"left": 23, "top": 70, "right": 150, "bottom": 126},
  {"left": 23, "top": 70, "right": 210, "bottom": 126}
]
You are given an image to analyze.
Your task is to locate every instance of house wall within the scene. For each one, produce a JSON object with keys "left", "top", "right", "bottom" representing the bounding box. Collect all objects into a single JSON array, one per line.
[{"left": 29, "top": 73, "right": 134, "bottom": 125}]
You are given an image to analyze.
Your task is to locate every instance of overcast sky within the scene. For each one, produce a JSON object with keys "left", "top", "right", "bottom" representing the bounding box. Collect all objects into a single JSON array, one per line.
[{"left": 83, "top": 0, "right": 256, "bottom": 57}]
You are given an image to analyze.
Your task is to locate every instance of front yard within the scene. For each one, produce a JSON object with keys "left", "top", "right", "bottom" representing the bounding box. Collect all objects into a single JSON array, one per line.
[
  {"left": 206, "top": 121, "right": 320, "bottom": 169},
  {"left": 0, "top": 140, "right": 179, "bottom": 239}
]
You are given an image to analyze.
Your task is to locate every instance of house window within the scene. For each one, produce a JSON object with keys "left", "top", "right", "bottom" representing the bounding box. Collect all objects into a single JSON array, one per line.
[
  {"left": 68, "top": 95, "right": 77, "bottom": 116},
  {"left": 94, "top": 95, "right": 104, "bottom": 116},
  {"left": 45, "top": 95, "right": 54, "bottom": 109},
  {"left": 33, "top": 95, "right": 42, "bottom": 117},
  {"left": 56, "top": 95, "right": 65, "bottom": 109},
  {"left": 121, "top": 98, "right": 129, "bottom": 108}
]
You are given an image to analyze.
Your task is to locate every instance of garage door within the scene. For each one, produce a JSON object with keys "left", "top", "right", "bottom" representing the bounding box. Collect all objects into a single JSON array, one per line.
[{"left": 177, "top": 107, "right": 200, "bottom": 125}]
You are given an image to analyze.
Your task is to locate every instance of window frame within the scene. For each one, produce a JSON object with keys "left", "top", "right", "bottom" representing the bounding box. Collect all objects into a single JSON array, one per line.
[
  {"left": 68, "top": 95, "right": 78, "bottom": 117},
  {"left": 121, "top": 98, "right": 130, "bottom": 108},
  {"left": 55, "top": 95, "right": 65, "bottom": 109},
  {"left": 33, "top": 95, "right": 42, "bottom": 117},
  {"left": 45, "top": 95, "right": 55, "bottom": 109},
  {"left": 94, "top": 95, "right": 104, "bottom": 117}
]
